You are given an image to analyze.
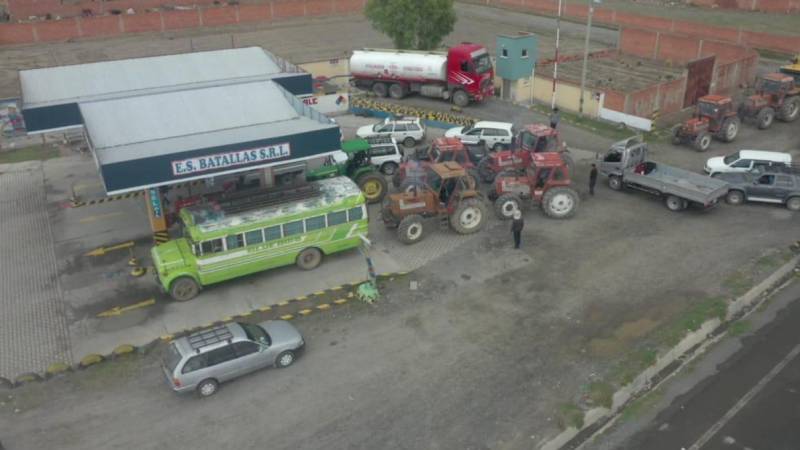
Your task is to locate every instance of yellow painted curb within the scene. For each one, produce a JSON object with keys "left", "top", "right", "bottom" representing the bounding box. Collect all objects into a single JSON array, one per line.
[
  {"left": 313, "top": 291, "right": 325, "bottom": 296},
  {"left": 161, "top": 334, "right": 174, "bottom": 342},
  {"left": 298, "top": 309, "right": 313, "bottom": 316},
  {"left": 45, "top": 362, "right": 71, "bottom": 376},
  {"left": 347, "top": 292, "right": 354, "bottom": 298},
  {"left": 258, "top": 306, "right": 272, "bottom": 312},
  {"left": 280, "top": 314, "right": 294, "bottom": 320},
  {"left": 333, "top": 299, "right": 348, "bottom": 305},
  {"left": 278, "top": 300, "right": 290, "bottom": 306},
  {"left": 238, "top": 312, "right": 252, "bottom": 317},
  {"left": 79, "top": 354, "right": 104, "bottom": 368},
  {"left": 130, "top": 266, "right": 146, "bottom": 277},
  {"left": 112, "top": 344, "right": 135, "bottom": 356},
  {"left": 14, "top": 373, "right": 42, "bottom": 385},
  {"left": 222, "top": 316, "right": 232, "bottom": 322},
  {"left": 317, "top": 304, "right": 331, "bottom": 310},
  {"left": 331, "top": 286, "right": 343, "bottom": 291},
  {"left": 296, "top": 296, "right": 308, "bottom": 301}
]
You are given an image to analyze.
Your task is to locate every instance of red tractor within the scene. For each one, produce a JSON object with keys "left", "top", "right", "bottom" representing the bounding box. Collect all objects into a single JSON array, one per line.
[
  {"left": 738, "top": 73, "right": 800, "bottom": 129},
  {"left": 476, "top": 123, "right": 574, "bottom": 183},
  {"left": 671, "top": 95, "right": 740, "bottom": 152},
  {"left": 392, "top": 137, "right": 483, "bottom": 190},
  {"left": 488, "top": 152, "right": 579, "bottom": 220}
]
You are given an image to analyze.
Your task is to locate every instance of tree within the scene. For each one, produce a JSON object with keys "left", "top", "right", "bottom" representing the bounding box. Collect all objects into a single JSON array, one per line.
[{"left": 364, "top": 0, "right": 457, "bottom": 51}]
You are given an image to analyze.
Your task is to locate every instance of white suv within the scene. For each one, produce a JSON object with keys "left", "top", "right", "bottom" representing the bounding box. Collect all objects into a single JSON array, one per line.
[
  {"left": 365, "top": 136, "right": 403, "bottom": 175},
  {"left": 444, "top": 121, "right": 515, "bottom": 151},
  {"left": 705, "top": 150, "right": 792, "bottom": 177},
  {"left": 356, "top": 116, "right": 425, "bottom": 148}
]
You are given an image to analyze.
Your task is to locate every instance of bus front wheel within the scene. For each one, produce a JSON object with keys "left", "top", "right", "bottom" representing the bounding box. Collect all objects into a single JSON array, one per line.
[
  {"left": 170, "top": 276, "right": 200, "bottom": 302},
  {"left": 297, "top": 248, "right": 323, "bottom": 270}
]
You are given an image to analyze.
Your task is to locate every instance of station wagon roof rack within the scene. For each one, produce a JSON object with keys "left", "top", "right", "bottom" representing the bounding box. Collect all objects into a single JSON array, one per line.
[
  {"left": 187, "top": 325, "right": 234, "bottom": 352},
  {"left": 364, "top": 136, "right": 396, "bottom": 146}
]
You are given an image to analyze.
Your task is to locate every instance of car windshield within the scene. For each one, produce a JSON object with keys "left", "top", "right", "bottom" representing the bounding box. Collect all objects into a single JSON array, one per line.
[
  {"left": 473, "top": 54, "right": 492, "bottom": 74},
  {"left": 460, "top": 127, "right": 474, "bottom": 135},
  {"left": 723, "top": 152, "right": 740, "bottom": 165},
  {"left": 240, "top": 322, "right": 271, "bottom": 346},
  {"left": 163, "top": 343, "right": 183, "bottom": 372}
]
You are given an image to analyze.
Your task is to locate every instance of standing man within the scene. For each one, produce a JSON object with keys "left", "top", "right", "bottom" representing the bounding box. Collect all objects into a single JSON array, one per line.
[
  {"left": 589, "top": 163, "right": 598, "bottom": 196},
  {"left": 549, "top": 107, "right": 560, "bottom": 129},
  {"left": 512, "top": 210, "right": 525, "bottom": 249}
]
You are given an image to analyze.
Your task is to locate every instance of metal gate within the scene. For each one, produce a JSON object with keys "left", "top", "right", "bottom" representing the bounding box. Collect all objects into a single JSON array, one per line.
[{"left": 683, "top": 56, "right": 715, "bottom": 108}]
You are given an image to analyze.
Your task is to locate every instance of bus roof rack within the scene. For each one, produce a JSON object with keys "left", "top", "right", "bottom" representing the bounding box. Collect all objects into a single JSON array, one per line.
[
  {"left": 215, "top": 183, "right": 322, "bottom": 216},
  {"left": 187, "top": 325, "right": 234, "bottom": 352}
]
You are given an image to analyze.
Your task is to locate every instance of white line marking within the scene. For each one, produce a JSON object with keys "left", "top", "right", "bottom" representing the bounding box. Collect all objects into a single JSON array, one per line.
[{"left": 688, "top": 342, "right": 800, "bottom": 450}]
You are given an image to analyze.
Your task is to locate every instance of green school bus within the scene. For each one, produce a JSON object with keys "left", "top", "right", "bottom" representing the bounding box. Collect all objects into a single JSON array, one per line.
[{"left": 152, "top": 177, "right": 369, "bottom": 301}]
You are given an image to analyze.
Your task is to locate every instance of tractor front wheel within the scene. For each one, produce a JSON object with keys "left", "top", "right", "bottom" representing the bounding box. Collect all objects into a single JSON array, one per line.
[
  {"left": 719, "top": 117, "right": 740, "bottom": 142},
  {"left": 494, "top": 194, "right": 521, "bottom": 220},
  {"left": 693, "top": 131, "right": 712, "bottom": 152},
  {"left": 356, "top": 172, "right": 388, "bottom": 204},
  {"left": 478, "top": 157, "right": 497, "bottom": 183},
  {"left": 779, "top": 97, "right": 800, "bottom": 122},
  {"left": 397, "top": 215, "right": 425, "bottom": 244},
  {"left": 450, "top": 198, "right": 487, "bottom": 234},
  {"left": 757, "top": 107, "right": 775, "bottom": 129},
  {"left": 542, "top": 187, "right": 579, "bottom": 219}
]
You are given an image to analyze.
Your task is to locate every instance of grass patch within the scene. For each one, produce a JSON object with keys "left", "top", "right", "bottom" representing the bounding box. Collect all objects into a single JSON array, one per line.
[
  {"left": 728, "top": 320, "right": 752, "bottom": 337},
  {"left": 0, "top": 145, "right": 60, "bottom": 164},
  {"left": 619, "top": 390, "right": 664, "bottom": 423},
  {"left": 655, "top": 296, "right": 727, "bottom": 348},
  {"left": 754, "top": 253, "right": 784, "bottom": 272},
  {"left": 557, "top": 403, "right": 584, "bottom": 430},
  {"left": 613, "top": 347, "right": 658, "bottom": 386},
  {"left": 588, "top": 381, "right": 614, "bottom": 409},
  {"left": 722, "top": 271, "right": 754, "bottom": 297}
]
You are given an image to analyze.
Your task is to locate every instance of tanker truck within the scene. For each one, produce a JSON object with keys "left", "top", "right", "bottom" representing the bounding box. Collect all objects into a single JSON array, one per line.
[{"left": 349, "top": 43, "right": 495, "bottom": 108}]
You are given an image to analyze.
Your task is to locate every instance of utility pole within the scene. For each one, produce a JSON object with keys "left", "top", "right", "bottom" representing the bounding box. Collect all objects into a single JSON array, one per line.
[
  {"left": 579, "top": 0, "right": 597, "bottom": 116},
  {"left": 551, "top": 0, "right": 564, "bottom": 109}
]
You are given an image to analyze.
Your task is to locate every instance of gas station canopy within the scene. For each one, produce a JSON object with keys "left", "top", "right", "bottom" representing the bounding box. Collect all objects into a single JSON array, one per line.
[
  {"left": 80, "top": 80, "right": 340, "bottom": 195},
  {"left": 19, "top": 47, "right": 312, "bottom": 133}
]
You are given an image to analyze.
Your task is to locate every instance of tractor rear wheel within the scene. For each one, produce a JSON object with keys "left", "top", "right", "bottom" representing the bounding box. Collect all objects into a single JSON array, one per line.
[
  {"left": 356, "top": 172, "right": 388, "bottom": 204},
  {"left": 779, "top": 97, "right": 800, "bottom": 122},
  {"left": 693, "top": 131, "right": 712, "bottom": 152},
  {"left": 478, "top": 157, "right": 497, "bottom": 183},
  {"left": 542, "top": 187, "right": 579, "bottom": 219},
  {"left": 719, "top": 117, "right": 740, "bottom": 142},
  {"left": 467, "top": 168, "right": 481, "bottom": 187},
  {"left": 397, "top": 215, "right": 425, "bottom": 244},
  {"left": 494, "top": 194, "right": 521, "bottom": 220},
  {"left": 450, "top": 198, "right": 487, "bottom": 234},
  {"left": 757, "top": 107, "right": 775, "bottom": 129},
  {"left": 372, "top": 82, "right": 388, "bottom": 98}
]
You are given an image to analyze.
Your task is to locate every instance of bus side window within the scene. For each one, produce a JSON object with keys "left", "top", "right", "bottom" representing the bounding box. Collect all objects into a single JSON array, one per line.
[
  {"left": 264, "top": 225, "right": 281, "bottom": 241},
  {"left": 283, "top": 220, "right": 304, "bottom": 237},
  {"left": 348, "top": 206, "right": 364, "bottom": 221},
  {"left": 226, "top": 234, "right": 244, "bottom": 250},
  {"left": 327, "top": 210, "right": 347, "bottom": 226},
  {"left": 245, "top": 229, "right": 264, "bottom": 246},
  {"left": 305, "top": 215, "right": 326, "bottom": 231},
  {"left": 200, "top": 238, "right": 224, "bottom": 254}
]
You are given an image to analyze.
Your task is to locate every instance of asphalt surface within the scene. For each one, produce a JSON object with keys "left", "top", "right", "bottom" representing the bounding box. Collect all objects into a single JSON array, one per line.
[{"left": 590, "top": 279, "right": 800, "bottom": 450}]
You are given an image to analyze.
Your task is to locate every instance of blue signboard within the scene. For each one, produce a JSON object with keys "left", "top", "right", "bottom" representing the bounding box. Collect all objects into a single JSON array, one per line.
[{"left": 149, "top": 188, "right": 162, "bottom": 218}]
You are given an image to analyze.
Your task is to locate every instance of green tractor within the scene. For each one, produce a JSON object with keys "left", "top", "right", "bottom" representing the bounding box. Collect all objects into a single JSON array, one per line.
[{"left": 306, "top": 138, "right": 389, "bottom": 204}]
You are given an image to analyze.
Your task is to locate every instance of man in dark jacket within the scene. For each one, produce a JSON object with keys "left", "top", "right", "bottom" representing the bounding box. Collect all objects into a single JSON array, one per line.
[
  {"left": 511, "top": 210, "right": 524, "bottom": 249},
  {"left": 589, "top": 164, "right": 598, "bottom": 196},
  {"left": 549, "top": 107, "right": 560, "bottom": 129}
]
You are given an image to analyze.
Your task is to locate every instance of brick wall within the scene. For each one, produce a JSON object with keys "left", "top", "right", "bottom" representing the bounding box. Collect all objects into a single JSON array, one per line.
[
  {"left": 469, "top": 0, "right": 800, "bottom": 53},
  {"left": 0, "top": 0, "right": 366, "bottom": 45}
]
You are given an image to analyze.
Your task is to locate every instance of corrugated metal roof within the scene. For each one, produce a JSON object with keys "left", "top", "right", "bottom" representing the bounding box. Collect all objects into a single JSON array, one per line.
[
  {"left": 80, "top": 80, "right": 335, "bottom": 164},
  {"left": 20, "top": 47, "right": 294, "bottom": 108}
]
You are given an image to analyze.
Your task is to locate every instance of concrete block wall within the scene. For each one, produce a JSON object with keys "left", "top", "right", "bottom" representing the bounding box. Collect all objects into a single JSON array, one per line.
[
  {"left": 0, "top": 0, "right": 367, "bottom": 45},
  {"left": 472, "top": 0, "right": 800, "bottom": 53},
  {"left": 688, "top": 0, "right": 799, "bottom": 13}
]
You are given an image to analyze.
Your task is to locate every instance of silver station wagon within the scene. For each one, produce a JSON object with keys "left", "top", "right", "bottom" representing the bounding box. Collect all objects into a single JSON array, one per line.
[{"left": 162, "top": 320, "right": 304, "bottom": 397}]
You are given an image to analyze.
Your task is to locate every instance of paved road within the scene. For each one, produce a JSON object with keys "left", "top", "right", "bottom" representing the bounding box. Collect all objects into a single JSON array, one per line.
[{"left": 589, "top": 279, "right": 800, "bottom": 450}]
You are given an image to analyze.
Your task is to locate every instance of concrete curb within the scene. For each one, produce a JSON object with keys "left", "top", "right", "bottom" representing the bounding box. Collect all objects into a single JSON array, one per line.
[
  {"left": 1, "top": 272, "right": 410, "bottom": 389},
  {"left": 540, "top": 253, "right": 800, "bottom": 450}
]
